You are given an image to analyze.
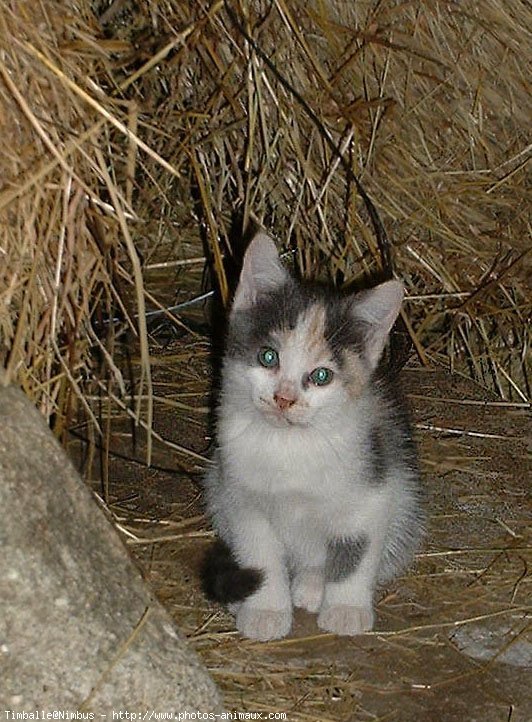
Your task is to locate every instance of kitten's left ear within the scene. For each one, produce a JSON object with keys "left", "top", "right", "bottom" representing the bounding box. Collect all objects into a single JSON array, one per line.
[
  {"left": 232, "top": 232, "right": 288, "bottom": 311},
  {"left": 351, "top": 280, "right": 404, "bottom": 368}
]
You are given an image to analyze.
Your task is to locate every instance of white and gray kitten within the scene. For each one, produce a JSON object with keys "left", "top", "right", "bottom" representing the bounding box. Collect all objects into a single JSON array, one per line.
[{"left": 202, "top": 232, "right": 424, "bottom": 641}]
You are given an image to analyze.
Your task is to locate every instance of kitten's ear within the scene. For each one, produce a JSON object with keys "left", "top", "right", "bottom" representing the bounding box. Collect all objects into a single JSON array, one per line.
[
  {"left": 351, "top": 280, "right": 404, "bottom": 368},
  {"left": 232, "top": 232, "right": 288, "bottom": 311}
]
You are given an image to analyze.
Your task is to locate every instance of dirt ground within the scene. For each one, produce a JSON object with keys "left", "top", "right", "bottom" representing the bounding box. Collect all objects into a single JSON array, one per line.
[{"left": 75, "top": 322, "right": 531, "bottom": 722}]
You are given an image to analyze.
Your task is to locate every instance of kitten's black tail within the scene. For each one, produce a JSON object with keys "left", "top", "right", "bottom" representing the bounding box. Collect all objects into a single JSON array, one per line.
[{"left": 201, "top": 539, "right": 263, "bottom": 604}]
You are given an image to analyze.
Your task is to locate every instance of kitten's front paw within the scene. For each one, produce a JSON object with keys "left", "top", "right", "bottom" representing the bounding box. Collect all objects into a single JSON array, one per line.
[
  {"left": 318, "top": 605, "right": 374, "bottom": 636},
  {"left": 236, "top": 605, "right": 292, "bottom": 641},
  {"left": 292, "top": 570, "right": 324, "bottom": 613}
]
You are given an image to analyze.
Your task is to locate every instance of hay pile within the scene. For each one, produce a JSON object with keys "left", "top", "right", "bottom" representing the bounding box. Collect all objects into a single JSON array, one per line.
[{"left": 1, "top": 0, "right": 530, "bottom": 441}]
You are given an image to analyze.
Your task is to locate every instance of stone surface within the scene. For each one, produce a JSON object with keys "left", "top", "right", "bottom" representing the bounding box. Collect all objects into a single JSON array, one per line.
[
  {"left": 450, "top": 617, "right": 532, "bottom": 668},
  {"left": 0, "top": 385, "right": 222, "bottom": 714}
]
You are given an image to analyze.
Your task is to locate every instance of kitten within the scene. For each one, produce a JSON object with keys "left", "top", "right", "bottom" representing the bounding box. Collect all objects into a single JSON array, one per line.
[{"left": 203, "top": 232, "right": 424, "bottom": 641}]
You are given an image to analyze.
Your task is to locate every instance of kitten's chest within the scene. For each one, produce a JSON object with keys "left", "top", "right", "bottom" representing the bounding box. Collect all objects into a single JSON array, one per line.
[{"left": 225, "top": 420, "right": 359, "bottom": 495}]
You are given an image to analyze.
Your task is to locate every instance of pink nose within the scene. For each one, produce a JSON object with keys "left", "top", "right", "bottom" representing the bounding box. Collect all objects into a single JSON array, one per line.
[{"left": 274, "top": 393, "right": 296, "bottom": 410}]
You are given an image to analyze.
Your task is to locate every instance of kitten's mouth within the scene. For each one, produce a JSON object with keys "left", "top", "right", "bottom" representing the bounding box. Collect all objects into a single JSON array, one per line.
[{"left": 258, "top": 398, "right": 308, "bottom": 428}]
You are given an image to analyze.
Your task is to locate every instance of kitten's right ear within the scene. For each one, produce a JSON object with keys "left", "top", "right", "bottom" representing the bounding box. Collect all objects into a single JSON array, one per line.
[
  {"left": 232, "top": 232, "right": 288, "bottom": 311},
  {"left": 351, "top": 280, "right": 404, "bottom": 369}
]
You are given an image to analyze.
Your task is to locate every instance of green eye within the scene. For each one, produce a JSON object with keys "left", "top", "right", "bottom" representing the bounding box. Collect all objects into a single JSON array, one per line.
[
  {"left": 258, "top": 347, "right": 279, "bottom": 368},
  {"left": 309, "top": 367, "right": 334, "bottom": 386}
]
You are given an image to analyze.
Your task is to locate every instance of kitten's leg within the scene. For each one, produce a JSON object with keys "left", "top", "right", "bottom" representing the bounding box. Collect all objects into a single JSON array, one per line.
[
  {"left": 290, "top": 541, "right": 327, "bottom": 613},
  {"left": 317, "top": 533, "right": 376, "bottom": 635},
  {"left": 291, "top": 567, "right": 325, "bottom": 613},
  {"left": 318, "top": 501, "right": 388, "bottom": 636},
  {"left": 231, "top": 514, "right": 292, "bottom": 641}
]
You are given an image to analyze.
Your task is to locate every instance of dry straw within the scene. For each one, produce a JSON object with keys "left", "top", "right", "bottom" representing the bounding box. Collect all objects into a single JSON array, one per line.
[{"left": 0, "top": 0, "right": 530, "bottom": 455}]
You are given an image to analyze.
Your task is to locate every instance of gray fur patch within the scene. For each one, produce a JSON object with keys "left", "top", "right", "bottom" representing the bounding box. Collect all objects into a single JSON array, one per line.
[
  {"left": 325, "top": 535, "right": 369, "bottom": 582},
  {"left": 228, "top": 279, "right": 372, "bottom": 371},
  {"left": 226, "top": 280, "right": 315, "bottom": 363},
  {"left": 369, "top": 425, "right": 387, "bottom": 483},
  {"left": 324, "top": 298, "right": 366, "bottom": 363}
]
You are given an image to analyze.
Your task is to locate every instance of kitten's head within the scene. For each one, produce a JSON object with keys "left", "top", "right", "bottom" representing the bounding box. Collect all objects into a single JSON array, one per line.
[{"left": 223, "top": 232, "right": 403, "bottom": 428}]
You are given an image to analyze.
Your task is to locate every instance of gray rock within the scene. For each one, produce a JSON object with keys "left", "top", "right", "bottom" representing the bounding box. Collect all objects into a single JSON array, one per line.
[
  {"left": 450, "top": 617, "right": 532, "bottom": 668},
  {"left": 0, "top": 385, "right": 222, "bottom": 713}
]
